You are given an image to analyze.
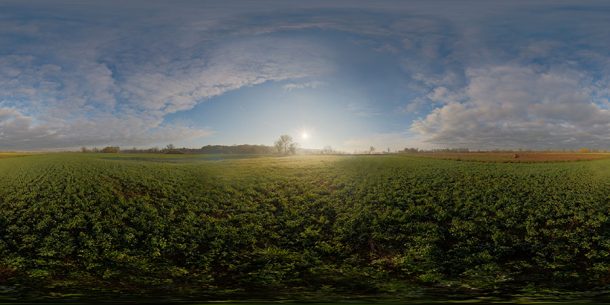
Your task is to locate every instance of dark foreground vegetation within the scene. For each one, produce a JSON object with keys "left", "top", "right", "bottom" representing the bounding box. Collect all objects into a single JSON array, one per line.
[{"left": 1, "top": 153, "right": 610, "bottom": 302}]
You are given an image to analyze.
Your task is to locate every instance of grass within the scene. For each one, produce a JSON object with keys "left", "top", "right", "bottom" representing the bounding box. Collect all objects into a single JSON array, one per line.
[{"left": 1, "top": 153, "right": 610, "bottom": 302}]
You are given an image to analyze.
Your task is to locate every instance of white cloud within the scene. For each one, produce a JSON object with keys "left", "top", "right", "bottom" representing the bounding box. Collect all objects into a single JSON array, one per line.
[
  {"left": 0, "top": 6, "right": 333, "bottom": 149},
  {"left": 283, "top": 81, "right": 325, "bottom": 91},
  {"left": 120, "top": 37, "right": 332, "bottom": 115},
  {"left": 411, "top": 65, "right": 610, "bottom": 149}
]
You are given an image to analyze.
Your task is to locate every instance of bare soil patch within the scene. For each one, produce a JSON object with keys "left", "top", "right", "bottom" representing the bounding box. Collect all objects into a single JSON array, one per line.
[{"left": 409, "top": 152, "right": 610, "bottom": 162}]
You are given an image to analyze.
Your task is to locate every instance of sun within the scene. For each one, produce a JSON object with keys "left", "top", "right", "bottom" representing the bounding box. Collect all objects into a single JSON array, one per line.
[{"left": 301, "top": 131, "right": 309, "bottom": 140}]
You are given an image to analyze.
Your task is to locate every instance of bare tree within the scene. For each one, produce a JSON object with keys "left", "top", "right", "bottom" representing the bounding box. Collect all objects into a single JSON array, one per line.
[
  {"left": 321, "top": 146, "right": 334, "bottom": 154},
  {"left": 275, "top": 135, "right": 297, "bottom": 154},
  {"left": 289, "top": 142, "right": 298, "bottom": 154},
  {"left": 101, "top": 146, "right": 120, "bottom": 153},
  {"left": 369, "top": 146, "right": 375, "bottom": 154}
]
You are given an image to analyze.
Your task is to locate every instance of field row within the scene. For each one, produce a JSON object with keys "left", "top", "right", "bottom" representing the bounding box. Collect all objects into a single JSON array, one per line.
[{"left": 0, "top": 154, "right": 609, "bottom": 299}]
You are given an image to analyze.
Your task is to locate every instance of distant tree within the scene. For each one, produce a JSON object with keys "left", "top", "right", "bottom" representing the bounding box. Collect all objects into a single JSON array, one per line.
[
  {"left": 166, "top": 149, "right": 185, "bottom": 154},
  {"left": 321, "top": 146, "right": 334, "bottom": 154},
  {"left": 199, "top": 144, "right": 274, "bottom": 154},
  {"left": 81, "top": 146, "right": 89, "bottom": 153},
  {"left": 402, "top": 147, "right": 420, "bottom": 153},
  {"left": 289, "top": 142, "right": 298, "bottom": 154},
  {"left": 369, "top": 146, "right": 375, "bottom": 154},
  {"left": 163, "top": 143, "right": 186, "bottom": 154},
  {"left": 101, "top": 146, "right": 120, "bottom": 153},
  {"left": 579, "top": 147, "right": 590, "bottom": 153},
  {"left": 274, "top": 135, "right": 296, "bottom": 154}
]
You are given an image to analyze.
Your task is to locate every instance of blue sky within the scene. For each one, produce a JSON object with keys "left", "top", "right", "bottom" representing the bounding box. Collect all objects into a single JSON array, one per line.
[{"left": 1, "top": 1, "right": 610, "bottom": 151}]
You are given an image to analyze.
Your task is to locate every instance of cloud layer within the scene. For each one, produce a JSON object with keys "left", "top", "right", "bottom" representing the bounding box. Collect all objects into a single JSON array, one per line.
[
  {"left": 1, "top": 1, "right": 610, "bottom": 149},
  {"left": 412, "top": 66, "right": 610, "bottom": 149},
  {"left": 0, "top": 1, "right": 332, "bottom": 149}
]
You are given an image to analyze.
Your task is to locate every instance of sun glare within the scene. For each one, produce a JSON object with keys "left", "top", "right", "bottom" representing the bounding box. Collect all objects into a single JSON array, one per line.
[{"left": 301, "top": 131, "right": 309, "bottom": 140}]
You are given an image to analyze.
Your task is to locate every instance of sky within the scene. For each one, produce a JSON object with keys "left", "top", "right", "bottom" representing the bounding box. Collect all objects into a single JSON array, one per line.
[{"left": 1, "top": 0, "right": 610, "bottom": 151}]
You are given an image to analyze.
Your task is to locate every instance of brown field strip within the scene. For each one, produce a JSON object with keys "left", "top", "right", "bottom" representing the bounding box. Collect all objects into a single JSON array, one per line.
[
  {"left": 0, "top": 152, "right": 34, "bottom": 159},
  {"left": 408, "top": 152, "right": 610, "bottom": 162}
]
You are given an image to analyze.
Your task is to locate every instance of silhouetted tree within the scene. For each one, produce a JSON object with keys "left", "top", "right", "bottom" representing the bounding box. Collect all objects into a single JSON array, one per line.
[
  {"left": 321, "top": 146, "right": 334, "bottom": 154},
  {"left": 101, "top": 146, "right": 120, "bottom": 153},
  {"left": 275, "top": 135, "right": 296, "bottom": 154},
  {"left": 289, "top": 142, "right": 298, "bottom": 154}
]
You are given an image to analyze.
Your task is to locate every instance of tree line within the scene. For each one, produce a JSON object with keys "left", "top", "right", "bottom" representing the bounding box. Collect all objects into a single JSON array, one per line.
[
  {"left": 80, "top": 134, "right": 303, "bottom": 155},
  {"left": 82, "top": 144, "right": 276, "bottom": 154}
]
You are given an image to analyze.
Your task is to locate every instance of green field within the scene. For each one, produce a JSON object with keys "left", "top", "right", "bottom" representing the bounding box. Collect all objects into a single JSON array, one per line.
[{"left": 1, "top": 153, "right": 610, "bottom": 302}]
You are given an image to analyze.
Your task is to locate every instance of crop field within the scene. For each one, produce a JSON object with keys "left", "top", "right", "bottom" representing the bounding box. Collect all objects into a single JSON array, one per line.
[{"left": 1, "top": 153, "right": 610, "bottom": 302}]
